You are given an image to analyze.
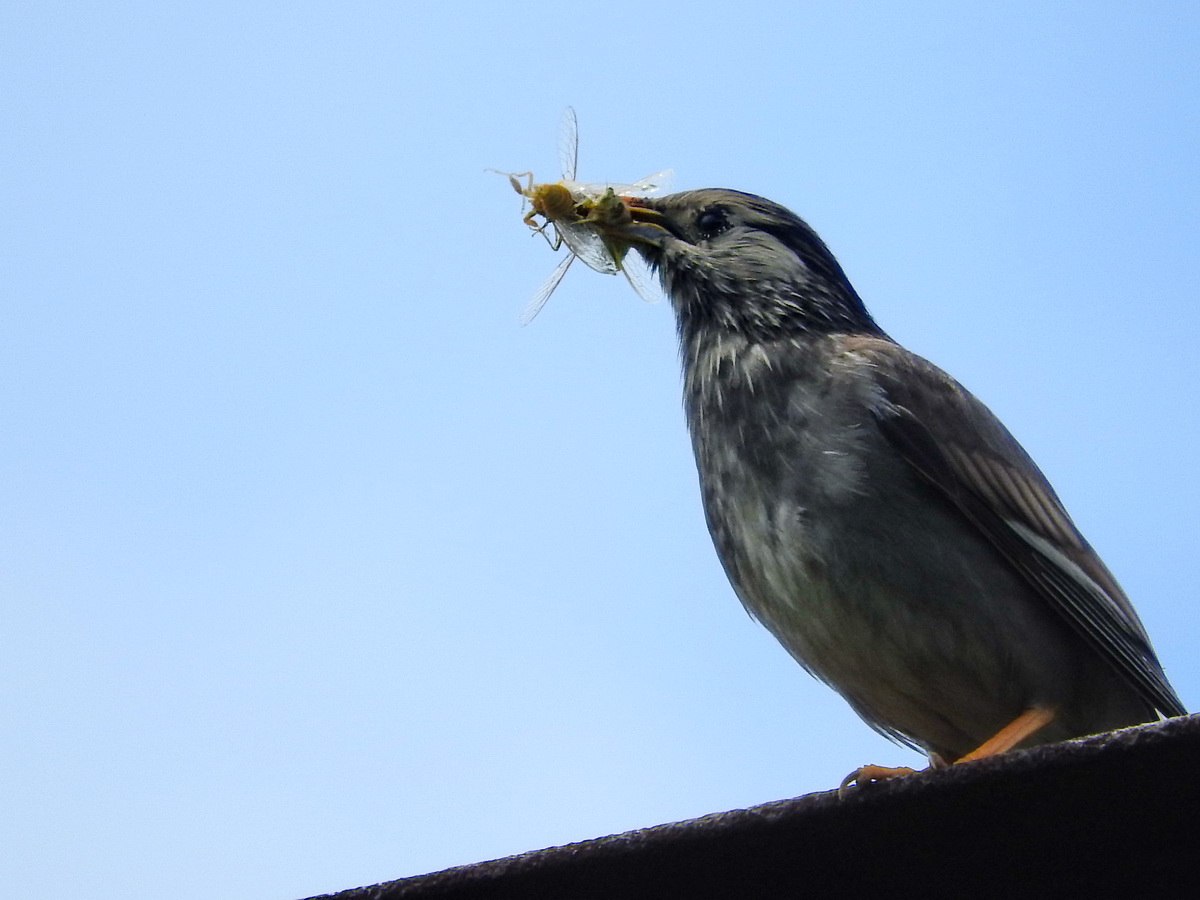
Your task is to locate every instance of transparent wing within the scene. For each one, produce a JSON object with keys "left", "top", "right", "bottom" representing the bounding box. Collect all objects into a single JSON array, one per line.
[
  {"left": 557, "top": 107, "right": 579, "bottom": 182},
  {"left": 621, "top": 169, "right": 674, "bottom": 196},
  {"left": 619, "top": 250, "right": 661, "bottom": 305},
  {"left": 520, "top": 251, "right": 575, "bottom": 325},
  {"left": 556, "top": 221, "right": 621, "bottom": 275},
  {"left": 562, "top": 170, "right": 675, "bottom": 203}
]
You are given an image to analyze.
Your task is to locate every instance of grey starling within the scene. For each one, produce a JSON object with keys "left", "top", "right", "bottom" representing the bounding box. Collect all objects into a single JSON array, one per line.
[{"left": 591, "top": 189, "right": 1185, "bottom": 777}]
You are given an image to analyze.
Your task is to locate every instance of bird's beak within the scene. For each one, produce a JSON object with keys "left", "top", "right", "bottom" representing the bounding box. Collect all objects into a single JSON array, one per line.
[{"left": 598, "top": 197, "right": 673, "bottom": 247}]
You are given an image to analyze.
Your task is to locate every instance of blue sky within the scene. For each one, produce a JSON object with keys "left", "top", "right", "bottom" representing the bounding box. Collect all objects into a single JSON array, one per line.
[{"left": 3, "top": 3, "right": 1198, "bottom": 897}]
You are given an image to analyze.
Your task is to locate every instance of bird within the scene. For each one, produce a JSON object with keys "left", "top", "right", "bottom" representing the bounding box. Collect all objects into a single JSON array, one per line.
[{"left": 589, "top": 188, "right": 1185, "bottom": 785}]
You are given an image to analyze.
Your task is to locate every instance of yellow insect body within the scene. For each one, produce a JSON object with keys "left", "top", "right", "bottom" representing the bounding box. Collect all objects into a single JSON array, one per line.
[{"left": 528, "top": 182, "right": 578, "bottom": 228}]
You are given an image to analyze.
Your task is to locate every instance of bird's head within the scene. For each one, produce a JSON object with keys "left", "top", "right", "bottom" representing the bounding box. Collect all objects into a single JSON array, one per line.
[{"left": 603, "top": 189, "right": 881, "bottom": 341}]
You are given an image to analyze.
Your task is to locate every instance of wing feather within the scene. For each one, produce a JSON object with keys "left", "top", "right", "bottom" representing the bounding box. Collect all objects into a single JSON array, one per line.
[{"left": 844, "top": 336, "right": 1184, "bottom": 717}]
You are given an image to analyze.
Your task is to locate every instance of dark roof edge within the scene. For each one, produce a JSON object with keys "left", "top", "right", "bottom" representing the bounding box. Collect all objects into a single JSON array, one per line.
[{"left": 305, "top": 714, "right": 1199, "bottom": 899}]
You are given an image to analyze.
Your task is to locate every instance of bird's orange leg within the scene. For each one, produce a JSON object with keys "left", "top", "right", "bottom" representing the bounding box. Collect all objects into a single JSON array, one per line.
[
  {"left": 954, "top": 706, "right": 1055, "bottom": 763},
  {"left": 839, "top": 706, "right": 1056, "bottom": 795}
]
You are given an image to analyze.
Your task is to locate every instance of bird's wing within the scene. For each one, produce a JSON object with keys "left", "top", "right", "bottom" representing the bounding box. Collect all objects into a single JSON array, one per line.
[{"left": 844, "top": 336, "right": 1184, "bottom": 717}]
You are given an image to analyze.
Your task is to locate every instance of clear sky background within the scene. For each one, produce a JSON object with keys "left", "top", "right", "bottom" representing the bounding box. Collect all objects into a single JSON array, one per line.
[{"left": 4, "top": 3, "right": 1198, "bottom": 898}]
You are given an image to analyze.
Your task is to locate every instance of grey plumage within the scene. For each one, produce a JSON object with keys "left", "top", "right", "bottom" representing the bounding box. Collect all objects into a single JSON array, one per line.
[{"left": 599, "top": 189, "right": 1184, "bottom": 762}]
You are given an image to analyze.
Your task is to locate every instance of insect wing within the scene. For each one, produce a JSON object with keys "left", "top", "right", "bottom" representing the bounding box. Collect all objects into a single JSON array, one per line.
[
  {"left": 521, "top": 250, "right": 575, "bottom": 325},
  {"left": 561, "top": 170, "right": 675, "bottom": 204},
  {"left": 556, "top": 220, "right": 621, "bottom": 275},
  {"left": 617, "top": 169, "right": 674, "bottom": 197},
  {"left": 557, "top": 107, "right": 579, "bottom": 182},
  {"left": 620, "top": 249, "right": 661, "bottom": 305}
]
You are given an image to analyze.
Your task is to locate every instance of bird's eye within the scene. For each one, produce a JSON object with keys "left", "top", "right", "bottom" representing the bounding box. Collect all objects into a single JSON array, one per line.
[{"left": 695, "top": 206, "right": 729, "bottom": 239}]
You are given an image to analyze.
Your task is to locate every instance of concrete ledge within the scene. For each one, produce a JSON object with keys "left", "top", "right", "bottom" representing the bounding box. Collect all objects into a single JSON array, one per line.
[{"left": 305, "top": 714, "right": 1198, "bottom": 898}]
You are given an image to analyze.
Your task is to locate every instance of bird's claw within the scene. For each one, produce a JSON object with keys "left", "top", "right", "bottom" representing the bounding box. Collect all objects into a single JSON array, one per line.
[{"left": 838, "top": 764, "right": 919, "bottom": 797}]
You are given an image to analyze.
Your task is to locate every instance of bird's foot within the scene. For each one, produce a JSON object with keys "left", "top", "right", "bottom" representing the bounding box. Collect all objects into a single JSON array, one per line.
[
  {"left": 838, "top": 764, "right": 919, "bottom": 796},
  {"left": 837, "top": 707, "right": 1057, "bottom": 797}
]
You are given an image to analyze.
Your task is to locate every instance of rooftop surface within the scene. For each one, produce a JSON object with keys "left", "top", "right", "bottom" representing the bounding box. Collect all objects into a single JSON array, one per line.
[{"left": 305, "top": 714, "right": 1198, "bottom": 899}]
